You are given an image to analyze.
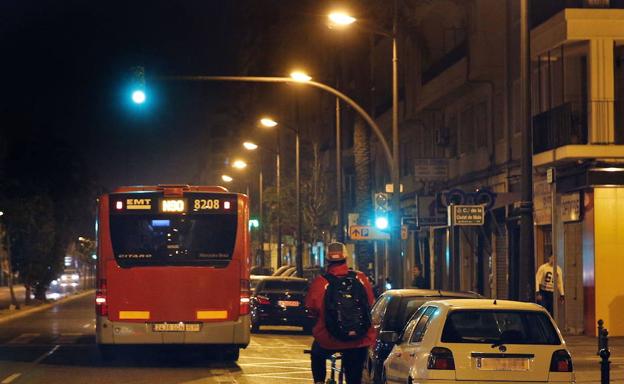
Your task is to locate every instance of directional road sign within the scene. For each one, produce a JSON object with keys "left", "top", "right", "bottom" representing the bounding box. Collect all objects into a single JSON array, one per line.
[{"left": 349, "top": 225, "right": 390, "bottom": 241}]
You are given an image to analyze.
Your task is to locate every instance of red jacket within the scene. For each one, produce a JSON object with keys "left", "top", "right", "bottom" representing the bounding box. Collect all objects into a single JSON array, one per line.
[{"left": 305, "top": 263, "right": 376, "bottom": 350}]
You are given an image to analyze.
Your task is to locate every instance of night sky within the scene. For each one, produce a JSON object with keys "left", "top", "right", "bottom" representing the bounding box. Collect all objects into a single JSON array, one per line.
[{"left": 1, "top": 1, "right": 251, "bottom": 189}]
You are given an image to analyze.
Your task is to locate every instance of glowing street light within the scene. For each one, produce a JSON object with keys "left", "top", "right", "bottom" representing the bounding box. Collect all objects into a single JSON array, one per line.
[
  {"left": 243, "top": 141, "right": 258, "bottom": 150},
  {"left": 328, "top": 11, "right": 356, "bottom": 27},
  {"left": 221, "top": 174, "right": 233, "bottom": 183},
  {"left": 232, "top": 159, "right": 248, "bottom": 169},
  {"left": 289, "top": 71, "right": 312, "bottom": 83},
  {"left": 131, "top": 89, "right": 146, "bottom": 104},
  {"left": 259, "top": 117, "right": 278, "bottom": 128}
]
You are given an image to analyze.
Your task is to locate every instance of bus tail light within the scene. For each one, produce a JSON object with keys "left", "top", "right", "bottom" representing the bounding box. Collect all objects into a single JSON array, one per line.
[
  {"left": 96, "top": 278, "right": 108, "bottom": 317},
  {"left": 240, "top": 279, "right": 250, "bottom": 315},
  {"left": 427, "top": 347, "right": 455, "bottom": 370},
  {"left": 550, "top": 350, "right": 573, "bottom": 372}
]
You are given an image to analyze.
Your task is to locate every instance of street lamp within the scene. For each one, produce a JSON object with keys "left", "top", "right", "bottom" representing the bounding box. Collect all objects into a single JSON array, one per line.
[
  {"left": 243, "top": 140, "right": 279, "bottom": 268},
  {"left": 328, "top": 11, "right": 356, "bottom": 28},
  {"left": 260, "top": 117, "right": 278, "bottom": 128},
  {"left": 327, "top": 4, "right": 402, "bottom": 288},
  {"left": 259, "top": 117, "right": 303, "bottom": 278},
  {"left": 243, "top": 141, "right": 258, "bottom": 150},
  {"left": 232, "top": 159, "right": 248, "bottom": 170},
  {"left": 221, "top": 174, "right": 233, "bottom": 183},
  {"left": 289, "top": 71, "right": 312, "bottom": 83}
]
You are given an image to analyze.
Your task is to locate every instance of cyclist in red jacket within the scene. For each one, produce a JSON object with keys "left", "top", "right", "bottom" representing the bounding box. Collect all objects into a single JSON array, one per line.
[{"left": 305, "top": 242, "right": 376, "bottom": 384}]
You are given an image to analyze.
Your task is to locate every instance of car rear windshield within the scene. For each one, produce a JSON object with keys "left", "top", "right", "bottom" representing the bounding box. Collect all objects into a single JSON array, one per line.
[
  {"left": 441, "top": 310, "right": 561, "bottom": 345},
  {"left": 385, "top": 296, "right": 469, "bottom": 332},
  {"left": 259, "top": 280, "right": 308, "bottom": 292},
  {"left": 110, "top": 215, "right": 237, "bottom": 267}
]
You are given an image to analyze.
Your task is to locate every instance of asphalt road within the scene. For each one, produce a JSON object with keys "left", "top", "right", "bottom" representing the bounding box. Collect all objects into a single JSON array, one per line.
[{"left": 0, "top": 293, "right": 315, "bottom": 384}]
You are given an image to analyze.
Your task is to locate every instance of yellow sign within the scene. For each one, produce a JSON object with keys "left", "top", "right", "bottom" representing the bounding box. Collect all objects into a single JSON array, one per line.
[
  {"left": 126, "top": 198, "right": 152, "bottom": 210},
  {"left": 161, "top": 199, "right": 186, "bottom": 213}
]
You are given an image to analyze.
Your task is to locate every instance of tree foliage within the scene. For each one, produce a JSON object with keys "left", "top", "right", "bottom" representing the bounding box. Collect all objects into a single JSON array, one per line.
[{"left": 0, "top": 134, "right": 95, "bottom": 301}]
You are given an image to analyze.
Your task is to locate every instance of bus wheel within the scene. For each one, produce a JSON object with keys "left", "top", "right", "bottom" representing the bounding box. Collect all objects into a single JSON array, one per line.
[
  {"left": 221, "top": 347, "right": 240, "bottom": 361},
  {"left": 98, "top": 345, "right": 115, "bottom": 362}
]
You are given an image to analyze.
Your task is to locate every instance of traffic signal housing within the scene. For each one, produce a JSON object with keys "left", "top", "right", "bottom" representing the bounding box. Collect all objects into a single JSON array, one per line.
[{"left": 374, "top": 192, "right": 389, "bottom": 230}]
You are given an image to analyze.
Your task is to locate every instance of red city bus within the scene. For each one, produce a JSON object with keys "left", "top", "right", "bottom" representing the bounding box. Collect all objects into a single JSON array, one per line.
[{"left": 95, "top": 185, "right": 250, "bottom": 360}]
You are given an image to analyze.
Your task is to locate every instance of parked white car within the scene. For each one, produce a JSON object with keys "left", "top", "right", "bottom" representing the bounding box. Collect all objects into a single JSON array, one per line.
[{"left": 382, "top": 299, "right": 574, "bottom": 384}]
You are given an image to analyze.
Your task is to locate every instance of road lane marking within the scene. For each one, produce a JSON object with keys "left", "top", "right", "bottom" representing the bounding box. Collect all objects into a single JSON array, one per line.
[
  {"left": 1, "top": 373, "right": 21, "bottom": 384},
  {"left": 241, "top": 356, "right": 309, "bottom": 362},
  {"left": 56, "top": 333, "right": 82, "bottom": 344},
  {"left": 33, "top": 345, "right": 59, "bottom": 364},
  {"left": 7, "top": 333, "right": 39, "bottom": 344}
]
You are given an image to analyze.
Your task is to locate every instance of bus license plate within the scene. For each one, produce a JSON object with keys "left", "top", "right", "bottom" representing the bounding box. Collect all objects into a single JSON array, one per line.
[
  {"left": 278, "top": 300, "right": 300, "bottom": 307},
  {"left": 477, "top": 357, "right": 529, "bottom": 371},
  {"left": 152, "top": 323, "right": 201, "bottom": 332}
]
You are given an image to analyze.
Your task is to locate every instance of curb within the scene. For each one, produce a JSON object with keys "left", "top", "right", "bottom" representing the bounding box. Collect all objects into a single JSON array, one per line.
[{"left": 0, "top": 289, "right": 94, "bottom": 325}]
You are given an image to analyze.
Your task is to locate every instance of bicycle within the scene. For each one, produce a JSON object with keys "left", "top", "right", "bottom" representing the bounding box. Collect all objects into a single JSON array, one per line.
[{"left": 304, "top": 349, "right": 344, "bottom": 384}]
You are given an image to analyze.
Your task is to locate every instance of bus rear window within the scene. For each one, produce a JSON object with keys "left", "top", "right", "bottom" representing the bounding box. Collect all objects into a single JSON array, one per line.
[{"left": 110, "top": 215, "right": 237, "bottom": 267}]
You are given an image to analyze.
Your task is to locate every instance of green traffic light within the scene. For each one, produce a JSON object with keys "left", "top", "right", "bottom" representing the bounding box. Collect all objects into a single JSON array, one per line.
[{"left": 132, "top": 89, "right": 146, "bottom": 104}]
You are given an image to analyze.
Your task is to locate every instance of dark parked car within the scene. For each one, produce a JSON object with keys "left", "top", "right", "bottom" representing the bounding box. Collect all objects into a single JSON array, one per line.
[
  {"left": 250, "top": 277, "right": 315, "bottom": 333},
  {"left": 362, "top": 289, "right": 482, "bottom": 384}
]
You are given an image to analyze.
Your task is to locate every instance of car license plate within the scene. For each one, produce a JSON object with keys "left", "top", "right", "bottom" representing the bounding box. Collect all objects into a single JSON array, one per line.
[
  {"left": 477, "top": 357, "right": 529, "bottom": 371},
  {"left": 152, "top": 323, "right": 201, "bottom": 332},
  {"left": 278, "top": 300, "right": 300, "bottom": 307}
]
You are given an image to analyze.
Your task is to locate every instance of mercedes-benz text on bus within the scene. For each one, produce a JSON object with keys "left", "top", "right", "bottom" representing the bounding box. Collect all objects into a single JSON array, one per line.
[{"left": 95, "top": 185, "right": 250, "bottom": 360}]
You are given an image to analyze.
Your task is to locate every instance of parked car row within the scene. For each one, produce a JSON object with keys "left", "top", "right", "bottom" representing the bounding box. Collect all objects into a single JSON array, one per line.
[{"left": 248, "top": 270, "right": 575, "bottom": 384}]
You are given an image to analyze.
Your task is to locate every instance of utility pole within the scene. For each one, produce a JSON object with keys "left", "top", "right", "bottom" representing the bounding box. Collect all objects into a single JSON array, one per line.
[
  {"left": 336, "top": 97, "right": 343, "bottom": 242},
  {"left": 519, "top": 0, "right": 535, "bottom": 301},
  {"left": 276, "top": 131, "right": 282, "bottom": 268},
  {"left": 388, "top": 0, "right": 403, "bottom": 289}
]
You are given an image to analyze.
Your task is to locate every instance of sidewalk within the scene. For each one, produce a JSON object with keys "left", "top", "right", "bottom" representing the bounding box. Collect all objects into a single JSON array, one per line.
[
  {"left": 566, "top": 335, "right": 624, "bottom": 383},
  {"left": 0, "top": 287, "right": 94, "bottom": 324},
  {"left": 0, "top": 285, "right": 25, "bottom": 309}
]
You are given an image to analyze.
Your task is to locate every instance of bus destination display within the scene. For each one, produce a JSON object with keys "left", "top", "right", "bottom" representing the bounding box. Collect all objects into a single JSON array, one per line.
[{"left": 111, "top": 193, "right": 236, "bottom": 214}]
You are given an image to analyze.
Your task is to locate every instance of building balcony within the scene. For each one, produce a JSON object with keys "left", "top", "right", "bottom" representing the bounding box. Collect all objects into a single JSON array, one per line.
[
  {"left": 531, "top": 0, "right": 624, "bottom": 28},
  {"left": 532, "top": 100, "right": 624, "bottom": 167}
]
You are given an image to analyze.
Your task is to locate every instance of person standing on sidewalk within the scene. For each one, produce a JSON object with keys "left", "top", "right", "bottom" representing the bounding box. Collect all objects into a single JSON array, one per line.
[
  {"left": 305, "top": 242, "right": 375, "bottom": 384},
  {"left": 535, "top": 254, "right": 565, "bottom": 316}
]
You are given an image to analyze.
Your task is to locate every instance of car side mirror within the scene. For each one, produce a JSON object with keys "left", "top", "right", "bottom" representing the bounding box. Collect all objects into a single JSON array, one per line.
[{"left": 378, "top": 331, "right": 399, "bottom": 343}]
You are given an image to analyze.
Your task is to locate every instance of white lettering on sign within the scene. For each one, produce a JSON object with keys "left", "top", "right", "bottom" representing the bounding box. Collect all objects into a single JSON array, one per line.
[
  {"left": 160, "top": 199, "right": 186, "bottom": 212},
  {"left": 450, "top": 205, "right": 485, "bottom": 226},
  {"left": 161, "top": 199, "right": 186, "bottom": 213}
]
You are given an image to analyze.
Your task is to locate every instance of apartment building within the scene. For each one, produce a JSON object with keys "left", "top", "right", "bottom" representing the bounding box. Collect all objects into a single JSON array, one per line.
[{"left": 368, "top": 0, "right": 624, "bottom": 336}]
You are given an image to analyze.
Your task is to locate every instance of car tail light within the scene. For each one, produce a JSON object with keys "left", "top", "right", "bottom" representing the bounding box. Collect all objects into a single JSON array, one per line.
[
  {"left": 240, "top": 279, "right": 250, "bottom": 315},
  {"left": 95, "top": 278, "right": 108, "bottom": 316},
  {"left": 256, "top": 295, "right": 271, "bottom": 305},
  {"left": 427, "top": 347, "right": 455, "bottom": 370},
  {"left": 550, "top": 350, "right": 573, "bottom": 372}
]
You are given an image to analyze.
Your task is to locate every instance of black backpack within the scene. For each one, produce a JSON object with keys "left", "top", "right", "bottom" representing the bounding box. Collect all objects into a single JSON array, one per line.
[{"left": 323, "top": 271, "right": 372, "bottom": 341}]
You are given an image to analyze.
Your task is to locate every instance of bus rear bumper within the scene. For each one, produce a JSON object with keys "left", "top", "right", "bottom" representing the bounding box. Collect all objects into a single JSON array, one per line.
[{"left": 96, "top": 315, "right": 250, "bottom": 346}]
